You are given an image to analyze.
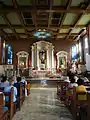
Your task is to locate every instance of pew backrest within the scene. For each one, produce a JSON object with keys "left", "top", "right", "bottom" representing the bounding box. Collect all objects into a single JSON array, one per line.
[
  {"left": 73, "top": 87, "right": 88, "bottom": 105},
  {"left": 0, "top": 93, "right": 4, "bottom": 113},
  {"left": 4, "top": 87, "right": 14, "bottom": 120}
]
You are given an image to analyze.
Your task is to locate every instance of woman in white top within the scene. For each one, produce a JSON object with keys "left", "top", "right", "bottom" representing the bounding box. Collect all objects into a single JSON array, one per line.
[
  {"left": 74, "top": 76, "right": 79, "bottom": 82},
  {"left": 68, "top": 77, "right": 78, "bottom": 88},
  {"left": 13, "top": 75, "right": 17, "bottom": 83},
  {"left": 0, "top": 76, "right": 9, "bottom": 88},
  {"left": 21, "top": 77, "right": 27, "bottom": 97}
]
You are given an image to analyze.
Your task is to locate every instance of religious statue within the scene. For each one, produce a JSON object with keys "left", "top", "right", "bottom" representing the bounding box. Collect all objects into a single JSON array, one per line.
[{"left": 39, "top": 50, "right": 46, "bottom": 64}]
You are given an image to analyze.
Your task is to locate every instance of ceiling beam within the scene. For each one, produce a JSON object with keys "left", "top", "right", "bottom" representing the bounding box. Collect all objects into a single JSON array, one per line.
[
  {"left": 0, "top": 25, "right": 34, "bottom": 29},
  {"left": 0, "top": 24, "right": 85, "bottom": 29},
  {"left": 2, "top": 14, "right": 19, "bottom": 40},
  {"left": 0, "top": 29, "right": 10, "bottom": 40},
  {"left": 57, "top": 0, "right": 72, "bottom": 37},
  {"left": 0, "top": 7, "right": 90, "bottom": 13},
  {"left": 48, "top": 0, "right": 53, "bottom": 28},
  {"left": 58, "top": 33, "right": 78, "bottom": 36},
  {"left": 74, "top": 29, "right": 87, "bottom": 41},
  {"left": 32, "top": 0, "right": 37, "bottom": 28},
  {"left": 59, "top": 0, "right": 72, "bottom": 27},
  {"left": 7, "top": 32, "right": 78, "bottom": 36},
  {"left": 7, "top": 34, "right": 56, "bottom": 39},
  {"left": 65, "top": 4, "right": 90, "bottom": 40},
  {"left": 12, "top": 0, "right": 31, "bottom": 37}
]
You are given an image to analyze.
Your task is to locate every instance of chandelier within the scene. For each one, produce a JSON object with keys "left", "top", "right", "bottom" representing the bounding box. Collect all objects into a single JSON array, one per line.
[{"left": 33, "top": 29, "right": 51, "bottom": 39}]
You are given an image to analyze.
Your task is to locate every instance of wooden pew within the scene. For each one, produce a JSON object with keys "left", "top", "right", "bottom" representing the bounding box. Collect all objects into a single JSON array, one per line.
[
  {"left": 87, "top": 92, "right": 90, "bottom": 120},
  {"left": 57, "top": 81, "right": 69, "bottom": 101},
  {"left": 57, "top": 81, "right": 63, "bottom": 95},
  {"left": 84, "top": 82, "right": 90, "bottom": 86},
  {"left": 4, "top": 87, "right": 15, "bottom": 120},
  {"left": 21, "top": 82, "right": 25, "bottom": 102},
  {"left": 0, "top": 87, "right": 16, "bottom": 120},
  {"left": 0, "top": 93, "right": 8, "bottom": 120},
  {"left": 71, "top": 87, "right": 88, "bottom": 120},
  {"left": 26, "top": 80, "right": 30, "bottom": 96},
  {"left": 20, "top": 83, "right": 25, "bottom": 107},
  {"left": 14, "top": 83, "right": 25, "bottom": 110},
  {"left": 65, "top": 87, "right": 73, "bottom": 106}
]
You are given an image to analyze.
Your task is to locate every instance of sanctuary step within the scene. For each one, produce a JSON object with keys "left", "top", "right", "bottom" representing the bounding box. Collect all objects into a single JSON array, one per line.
[{"left": 26, "top": 77, "right": 68, "bottom": 88}]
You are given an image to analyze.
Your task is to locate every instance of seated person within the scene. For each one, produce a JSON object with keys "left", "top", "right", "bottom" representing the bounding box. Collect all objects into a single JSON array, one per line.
[
  {"left": 21, "top": 76, "right": 26, "bottom": 83},
  {"left": 74, "top": 75, "right": 79, "bottom": 82},
  {"left": 68, "top": 77, "right": 78, "bottom": 88},
  {"left": 14, "top": 77, "right": 21, "bottom": 97},
  {"left": 82, "top": 76, "right": 89, "bottom": 82},
  {"left": 66, "top": 77, "right": 78, "bottom": 97},
  {"left": 13, "top": 75, "right": 17, "bottom": 83},
  {"left": 4, "top": 77, "right": 17, "bottom": 103},
  {"left": 0, "top": 76, "right": 9, "bottom": 88},
  {"left": 21, "top": 77, "right": 27, "bottom": 97},
  {"left": 76, "top": 78, "right": 86, "bottom": 93},
  {"left": 64, "top": 77, "right": 70, "bottom": 83},
  {"left": 0, "top": 92, "right": 8, "bottom": 113},
  {"left": 14, "top": 77, "right": 23, "bottom": 109}
]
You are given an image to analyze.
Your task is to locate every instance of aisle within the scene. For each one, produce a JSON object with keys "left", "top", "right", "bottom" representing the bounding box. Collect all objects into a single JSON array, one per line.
[{"left": 13, "top": 88, "right": 73, "bottom": 120}]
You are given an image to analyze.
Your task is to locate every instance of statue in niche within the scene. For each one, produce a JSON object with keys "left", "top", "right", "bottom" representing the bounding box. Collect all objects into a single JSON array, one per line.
[
  {"left": 19, "top": 57, "right": 26, "bottom": 68},
  {"left": 59, "top": 57, "right": 66, "bottom": 69},
  {"left": 39, "top": 50, "right": 46, "bottom": 64}
]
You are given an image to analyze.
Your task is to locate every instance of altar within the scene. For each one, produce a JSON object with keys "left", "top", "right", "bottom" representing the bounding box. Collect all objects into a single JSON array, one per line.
[
  {"left": 31, "top": 41, "right": 55, "bottom": 71},
  {"left": 32, "top": 70, "right": 50, "bottom": 78}
]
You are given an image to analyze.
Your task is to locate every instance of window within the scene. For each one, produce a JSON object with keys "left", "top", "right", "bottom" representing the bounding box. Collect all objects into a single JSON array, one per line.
[
  {"left": 72, "top": 45, "right": 77, "bottom": 60},
  {"left": 84, "top": 37, "right": 88, "bottom": 49},
  {"left": 76, "top": 43, "right": 79, "bottom": 54},
  {"left": 79, "top": 42, "right": 81, "bottom": 53},
  {"left": 7, "top": 45, "right": 12, "bottom": 64}
]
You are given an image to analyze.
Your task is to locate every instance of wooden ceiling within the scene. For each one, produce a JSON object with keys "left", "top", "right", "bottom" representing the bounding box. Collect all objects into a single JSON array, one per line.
[{"left": 0, "top": 0, "right": 90, "bottom": 41}]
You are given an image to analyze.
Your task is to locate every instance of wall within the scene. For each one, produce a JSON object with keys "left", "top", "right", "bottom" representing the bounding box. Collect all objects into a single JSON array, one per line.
[{"left": 6, "top": 38, "right": 74, "bottom": 66}]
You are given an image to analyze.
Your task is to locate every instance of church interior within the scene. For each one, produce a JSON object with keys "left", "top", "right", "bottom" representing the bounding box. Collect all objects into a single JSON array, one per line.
[{"left": 0, "top": 0, "right": 90, "bottom": 120}]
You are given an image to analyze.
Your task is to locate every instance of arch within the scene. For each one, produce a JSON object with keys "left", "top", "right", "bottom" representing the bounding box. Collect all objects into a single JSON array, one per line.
[
  {"left": 56, "top": 51, "right": 67, "bottom": 56},
  {"left": 16, "top": 51, "right": 29, "bottom": 56}
]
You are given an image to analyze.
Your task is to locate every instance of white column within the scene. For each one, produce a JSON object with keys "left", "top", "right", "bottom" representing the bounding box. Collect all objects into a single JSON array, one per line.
[
  {"left": 52, "top": 48, "right": 54, "bottom": 68},
  {"left": 46, "top": 48, "right": 49, "bottom": 69},
  {"left": 31, "top": 46, "right": 34, "bottom": 68},
  {"left": 37, "top": 49, "right": 39, "bottom": 70},
  {"left": 34, "top": 44, "right": 37, "bottom": 69},
  {"left": 26, "top": 56, "right": 28, "bottom": 68},
  {"left": 49, "top": 48, "right": 52, "bottom": 71},
  {"left": 17, "top": 56, "right": 20, "bottom": 76},
  {"left": 57, "top": 56, "right": 59, "bottom": 69},
  {"left": 34, "top": 44, "right": 36, "bottom": 69}
]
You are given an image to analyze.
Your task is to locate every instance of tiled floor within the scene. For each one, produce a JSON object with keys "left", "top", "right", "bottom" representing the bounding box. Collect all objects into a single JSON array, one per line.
[{"left": 13, "top": 88, "right": 73, "bottom": 120}]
